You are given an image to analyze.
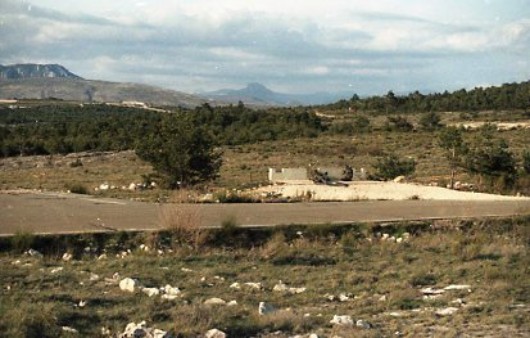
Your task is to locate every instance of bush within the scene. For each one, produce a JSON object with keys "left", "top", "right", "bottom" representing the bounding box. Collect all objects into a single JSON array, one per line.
[
  {"left": 523, "top": 150, "right": 530, "bottom": 174},
  {"left": 372, "top": 153, "right": 416, "bottom": 180},
  {"left": 67, "top": 183, "right": 89, "bottom": 194},
  {"left": 136, "top": 115, "right": 222, "bottom": 189}
]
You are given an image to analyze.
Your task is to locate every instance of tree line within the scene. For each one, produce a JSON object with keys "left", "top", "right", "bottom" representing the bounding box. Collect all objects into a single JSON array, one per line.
[
  {"left": 324, "top": 80, "right": 530, "bottom": 113},
  {"left": 0, "top": 103, "right": 324, "bottom": 157}
]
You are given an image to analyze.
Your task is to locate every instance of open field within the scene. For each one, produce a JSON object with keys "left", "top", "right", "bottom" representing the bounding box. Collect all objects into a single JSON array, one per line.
[
  {"left": 1, "top": 127, "right": 529, "bottom": 199},
  {"left": 0, "top": 216, "right": 528, "bottom": 337}
]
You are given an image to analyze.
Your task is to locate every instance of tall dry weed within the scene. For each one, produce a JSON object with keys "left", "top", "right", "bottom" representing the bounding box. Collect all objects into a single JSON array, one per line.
[{"left": 158, "top": 203, "right": 207, "bottom": 249}]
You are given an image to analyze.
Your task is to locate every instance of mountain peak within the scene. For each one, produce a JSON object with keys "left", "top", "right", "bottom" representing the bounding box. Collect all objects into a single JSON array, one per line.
[{"left": 0, "top": 63, "right": 83, "bottom": 80}]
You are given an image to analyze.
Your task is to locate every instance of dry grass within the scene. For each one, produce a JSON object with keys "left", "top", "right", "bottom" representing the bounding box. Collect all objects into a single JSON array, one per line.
[
  {"left": 0, "top": 217, "right": 528, "bottom": 337},
  {"left": 157, "top": 203, "right": 207, "bottom": 250}
]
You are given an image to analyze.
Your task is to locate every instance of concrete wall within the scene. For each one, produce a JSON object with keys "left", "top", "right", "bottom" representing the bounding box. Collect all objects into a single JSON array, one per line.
[{"left": 268, "top": 167, "right": 308, "bottom": 182}]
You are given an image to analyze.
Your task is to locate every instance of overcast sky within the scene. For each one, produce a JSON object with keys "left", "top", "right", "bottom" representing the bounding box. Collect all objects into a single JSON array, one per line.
[{"left": 1, "top": 0, "right": 529, "bottom": 95}]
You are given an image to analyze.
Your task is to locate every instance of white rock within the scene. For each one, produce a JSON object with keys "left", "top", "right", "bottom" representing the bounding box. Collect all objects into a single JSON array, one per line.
[
  {"left": 444, "top": 284, "right": 471, "bottom": 291},
  {"left": 62, "top": 326, "right": 78, "bottom": 334},
  {"left": 330, "top": 315, "right": 354, "bottom": 326},
  {"left": 50, "top": 267, "right": 64, "bottom": 274},
  {"left": 78, "top": 300, "right": 87, "bottom": 308},
  {"left": 273, "top": 280, "right": 306, "bottom": 294},
  {"left": 142, "top": 287, "right": 160, "bottom": 297},
  {"left": 356, "top": 319, "right": 372, "bottom": 329},
  {"left": 378, "top": 295, "right": 387, "bottom": 302},
  {"left": 97, "top": 254, "right": 107, "bottom": 260},
  {"left": 229, "top": 282, "right": 241, "bottom": 289},
  {"left": 420, "top": 287, "right": 445, "bottom": 295},
  {"left": 309, "top": 334, "right": 319, "bottom": 338},
  {"left": 181, "top": 267, "right": 193, "bottom": 272},
  {"left": 119, "top": 321, "right": 170, "bottom": 338},
  {"left": 153, "top": 328, "right": 168, "bottom": 338},
  {"left": 161, "top": 294, "right": 179, "bottom": 301},
  {"left": 227, "top": 300, "right": 238, "bottom": 306},
  {"left": 119, "top": 278, "right": 138, "bottom": 292},
  {"left": 205, "top": 328, "right": 227, "bottom": 338},
  {"left": 101, "top": 327, "right": 111, "bottom": 335},
  {"left": 99, "top": 183, "right": 109, "bottom": 190},
  {"left": 62, "top": 253, "right": 73, "bottom": 261},
  {"left": 89, "top": 273, "right": 100, "bottom": 281},
  {"left": 26, "top": 249, "right": 43, "bottom": 258},
  {"left": 244, "top": 282, "right": 263, "bottom": 290},
  {"left": 162, "top": 284, "right": 181, "bottom": 296},
  {"left": 338, "top": 293, "right": 352, "bottom": 302},
  {"left": 435, "top": 307, "right": 459, "bottom": 316},
  {"left": 396, "top": 237, "right": 403, "bottom": 243},
  {"left": 204, "top": 298, "right": 226, "bottom": 305},
  {"left": 259, "top": 302, "right": 276, "bottom": 315}
]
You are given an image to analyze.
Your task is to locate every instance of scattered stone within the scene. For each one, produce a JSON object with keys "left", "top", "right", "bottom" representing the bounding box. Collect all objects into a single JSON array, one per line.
[
  {"left": 204, "top": 298, "right": 227, "bottom": 306},
  {"left": 139, "top": 244, "right": 149, "bottom": 252},
  {"left": 119, "top": 278, "right": 139, "bottom": 293},
  {"left": 181, "top": 267, "right": 193, "bottom": 272},
  {"left": 356, "top": 319, "right": 372, "bottom": 329},
  {"left": 118, "top": 321, "right": 171, "bottom": 338},
  {"left": 162, "top": 284, "right": 181, "bottom": 296},
  {"left": 259, "top": 302, "right": 276, "bottom": 315},
  {"left": 339, "top": 293, "right": 352, "bottom": 302},
  {"left": 227, "top": 300, "right": 238, "bottom": 306},
  {"left": 62, "top": 326, "right": 78, "bottom": 334},
  {"left": 435, "top": 307, "right": 459, "bottom": 316},
  {"left": 244, "top": 282, "right": 263, "bottom": 290},
  {"left": 161, "top": 294, "right": 178, "bottom": 301},
  {"left": 101, "top": 327, "right": 111, "bottom": 335},
  {"left": 420, "top": 287, "right": 445, "bottom": 295},
  {"left": 272, "top": 280, "right": 306, "bottom": 294},
  {"left": 77, "top": 300, "right": 87, "bottom": 308},
  {"left": 142, "top": 287, "right": 160, "bottom": 297},
  {"left": 450, "top": 298, "right": 465, "bottom": 306},
  {"left": 89, "top": 273, "right": 100, "bottom": 281},
  {"left": 378, "top": 295, "right": 387, "bottom": 302},
  {"left": 25, "top": 249, "right": 43, "bottom": 258},
  {"left": 330, "top": 315, "right": 354, "bottom": 326},
  {"left": 205, "top": 328, "right": 227, "bottom": 338},
  {"left": 62, "top": 252, "right": 73, "bottom": 261},
  {"left": 50, "top": 267, "right": 64, "bottom": 274},
  {"left": 229, "top": 282, "right": 241, "bottom": 289},
  {"left": 97, "top": 254, "right": 107, "bottom": 260},
  {"left": 443, "top": 284, "right": 471, "bottom": 291},
  {"left": 99, "top": 183, "right": 109, "bottom": 191}
]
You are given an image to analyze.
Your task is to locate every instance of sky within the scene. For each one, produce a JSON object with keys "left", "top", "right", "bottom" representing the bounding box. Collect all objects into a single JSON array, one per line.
[{"left": 0, "top": 0, "right": 529, "bottom": 95}]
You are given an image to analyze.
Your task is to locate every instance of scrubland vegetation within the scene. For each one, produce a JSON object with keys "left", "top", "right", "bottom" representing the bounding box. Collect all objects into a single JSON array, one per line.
[{"left": 0, "top": 215, "right": 528, "bottom": 337}]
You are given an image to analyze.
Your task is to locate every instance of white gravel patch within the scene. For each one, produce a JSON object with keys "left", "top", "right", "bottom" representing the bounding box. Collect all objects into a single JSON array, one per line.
[{"left": 255, "top": 181, "right": 529, "bottom": 201}]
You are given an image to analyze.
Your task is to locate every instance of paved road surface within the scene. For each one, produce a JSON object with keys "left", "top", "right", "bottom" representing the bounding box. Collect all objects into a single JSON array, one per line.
[{"left": 1, "top": 192, "right": 529, "bottom": 235}]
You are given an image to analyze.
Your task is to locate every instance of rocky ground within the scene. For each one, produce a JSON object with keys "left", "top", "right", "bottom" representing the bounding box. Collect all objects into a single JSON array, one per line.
[{"left": 1, "top": 217, "right": 528, "bottom": 337}]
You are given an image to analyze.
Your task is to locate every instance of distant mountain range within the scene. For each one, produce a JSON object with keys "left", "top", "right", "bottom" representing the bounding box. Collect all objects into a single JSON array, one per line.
[
  {"left": 202, "top": 82, "right": 350, "bottom": 106},
  {"left": 0, "top": 64, "right": 82, "bottom": 80},
  {"left": 0, "top": 63, "right": 350, "bottom": 107},
  {"left": 0, "top": 63, "right": 206, "bottom": 107}
]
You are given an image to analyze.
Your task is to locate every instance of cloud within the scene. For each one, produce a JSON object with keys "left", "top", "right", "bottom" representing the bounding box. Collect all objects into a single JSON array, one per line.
[{"left": 0, "top": 0, "right": 528, "bottom": 94}]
